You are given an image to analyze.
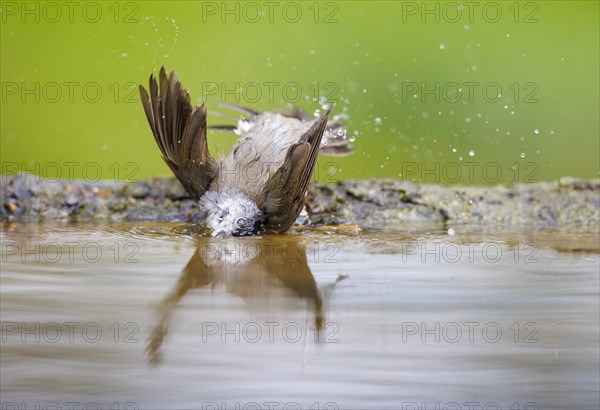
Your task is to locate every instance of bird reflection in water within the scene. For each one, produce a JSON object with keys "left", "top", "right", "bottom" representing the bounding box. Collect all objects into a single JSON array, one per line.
[{"left": 147, "top": 234, "right": 344, "bottom": 364}]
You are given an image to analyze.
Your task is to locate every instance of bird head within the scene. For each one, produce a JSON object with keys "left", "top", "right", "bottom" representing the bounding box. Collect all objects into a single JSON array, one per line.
[{"left": 198, "top": 189, "right": 265, "bottom": 237}]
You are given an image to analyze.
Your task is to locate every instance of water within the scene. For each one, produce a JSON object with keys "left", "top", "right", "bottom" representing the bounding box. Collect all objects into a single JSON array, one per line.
[{"left": 1, "top": 222, "right": 599, "bottom": 410}]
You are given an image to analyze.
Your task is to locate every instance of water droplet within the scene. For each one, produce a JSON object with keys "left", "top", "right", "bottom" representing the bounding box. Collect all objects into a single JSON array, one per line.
[
  {"left": 374, "top": 117, "right": 382, "bottom": 126},
  {"left": 468, "top": 150, "right": 475, "bottom": 157},
  {"left": 452, "top": 148, "right": 457, "bottom": 153},
  {"left": 447, "top": 228, "right": 455, "bottom": 236},
  {"left": 534, "top": 128, "right": 540, "bottom": 134},
  {"left": 520, "top": 153, "right": 526, "bottom": 158},
  {"left": 439, "top": 43, "right": 445, "bottom": 50}
]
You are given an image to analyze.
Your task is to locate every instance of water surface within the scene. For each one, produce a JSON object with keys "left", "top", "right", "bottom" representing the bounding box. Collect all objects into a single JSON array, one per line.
[{"left": 1, "top": 222, "right": 598, "bottom": 409}]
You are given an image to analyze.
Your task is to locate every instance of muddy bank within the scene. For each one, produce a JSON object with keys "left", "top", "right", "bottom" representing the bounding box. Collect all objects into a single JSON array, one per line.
[{"left": 1, "top": 173, "right": 598, "bottom": 230}]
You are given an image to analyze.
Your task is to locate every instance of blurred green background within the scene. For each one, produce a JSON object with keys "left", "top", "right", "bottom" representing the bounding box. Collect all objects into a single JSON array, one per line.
[{"left": 1, "top": 0, "right": 598, "bottom": 184}]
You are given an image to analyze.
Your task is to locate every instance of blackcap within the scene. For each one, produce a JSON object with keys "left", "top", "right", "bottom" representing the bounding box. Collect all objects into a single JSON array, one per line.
[{"left": 139, "top": 67, "right": 351, "bottom": 237}]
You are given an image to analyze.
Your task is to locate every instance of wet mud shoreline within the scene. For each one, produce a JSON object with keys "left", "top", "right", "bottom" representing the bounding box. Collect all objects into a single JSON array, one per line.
[{"left": 1, "top": 173, "right": 598, "bottom": 230}]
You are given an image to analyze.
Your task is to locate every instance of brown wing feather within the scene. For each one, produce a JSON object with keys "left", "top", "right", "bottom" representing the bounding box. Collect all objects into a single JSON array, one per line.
[
  {"left": 261, "top": 105, "right": 333, "bottom": 233},
  {"left": 139, "top": 66, "right": 217, "bottom": 200},
  {"left": 277, "top": 105, "right": 313, "bottom": 121},
  {"left": 278, "top": 106, "right": 354, "bottom": 157}
]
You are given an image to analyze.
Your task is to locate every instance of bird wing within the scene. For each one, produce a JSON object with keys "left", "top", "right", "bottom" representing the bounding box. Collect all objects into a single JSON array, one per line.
[
  {"left": 279, "top": 105, "right": 354, "bottom": 156},
  {"left": 259, "top": 105, "right": 333, "bottom": 233},
  {"left": 139, "top": 66, "right": 218, "bottom": 200}
]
